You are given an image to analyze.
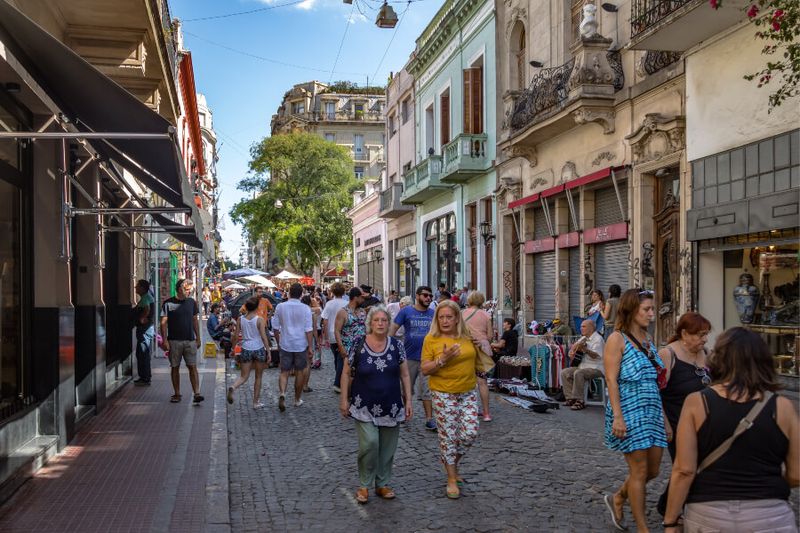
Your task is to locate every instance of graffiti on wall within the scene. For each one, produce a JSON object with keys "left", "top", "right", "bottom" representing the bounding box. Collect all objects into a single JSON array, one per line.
[
  {"left": 678, "top": 245, "right": 693, "bottom": 311},
  {"left": 583, "top": 247, "right": 594, "bottom": 296},
  {"left": 641, "top": 242, "right": 655, "bottom": 279},
  {"left": 503, "top": 270, "right": 514, "bottom": 309}
]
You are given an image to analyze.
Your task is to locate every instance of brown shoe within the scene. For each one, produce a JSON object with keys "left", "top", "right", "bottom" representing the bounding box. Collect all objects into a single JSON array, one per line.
[
  {"left": 375, "top": 486, "right": 396, "bottom": 499},
  {"left": 355, "top": 487, "right": 369, "bottom": 504}
]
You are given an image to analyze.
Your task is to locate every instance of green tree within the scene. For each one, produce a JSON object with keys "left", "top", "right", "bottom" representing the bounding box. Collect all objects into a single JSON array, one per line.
[{"left": 230, "top": 133, "right": 357, "bottom": 278}]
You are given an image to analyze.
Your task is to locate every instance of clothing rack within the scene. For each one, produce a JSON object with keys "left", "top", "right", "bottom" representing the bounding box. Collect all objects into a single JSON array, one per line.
[{"left": 527, "top": 335, "right": 585, "bottom": 390}]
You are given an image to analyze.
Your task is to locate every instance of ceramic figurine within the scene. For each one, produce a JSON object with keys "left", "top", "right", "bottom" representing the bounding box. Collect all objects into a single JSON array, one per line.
[{"left": 733, "top": 272, "right": 759, "bottom": 324}]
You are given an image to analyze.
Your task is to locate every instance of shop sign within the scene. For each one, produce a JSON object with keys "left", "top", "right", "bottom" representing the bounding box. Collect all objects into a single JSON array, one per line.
[
  {"left": 557, "top": 231, "right": 580, "bottom": 248},
  {"left": 524, "top": 237, "right": 555, "bottom": 254},
  {"left": 584, "top": 222, "right": 628, "bottom": 244}
]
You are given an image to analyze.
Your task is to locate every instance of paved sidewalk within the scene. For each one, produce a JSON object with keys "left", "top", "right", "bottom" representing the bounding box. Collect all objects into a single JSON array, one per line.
[{"left": 0, "top": 349, "right": 230, "bottom": 533}]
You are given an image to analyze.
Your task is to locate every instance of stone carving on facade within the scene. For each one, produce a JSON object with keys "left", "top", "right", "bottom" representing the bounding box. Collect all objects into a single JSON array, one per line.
[
  {"left": 625, "top": 113, "right": 686, "bottom": 164},
  {"left": 569, "top": 51, "right": 614, "bottom": 90},
  {"left": 591, "top": 151, "right": 616, "bottom": 166},
  {"left": 560, "top": 161, "right": 577, "bottom": 183},
  {"left": 528, "top": 172, "right": 549, "bottom": 191},
  {"left": 504, "top": 144, "right": 537, "bottom": 167},
  {"left": 498, "top": 176, "right": 523, "bottom": 208},
  {"left": 579, "top": 4, "right": 599, "bottom": 38},
  {"left": 573, "top": 107, "right": 615, "bottom": 134},
  {"left": 505, "top": 7, "right": 528, "bottom": 35}
]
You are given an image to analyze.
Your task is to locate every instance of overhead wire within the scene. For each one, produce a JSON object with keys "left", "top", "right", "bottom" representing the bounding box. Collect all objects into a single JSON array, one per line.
[
  {"left": 370, "top": 1, "right": 411, "bottom": 83},
  {"left": 182, "top": 30, "right": 367, "bottom": 76},
  {"left": 328, "top": 1, "right": 358, "bottom": 85},
  {"left": 181, "top": 0, "right": 308, "bottom": 22}
]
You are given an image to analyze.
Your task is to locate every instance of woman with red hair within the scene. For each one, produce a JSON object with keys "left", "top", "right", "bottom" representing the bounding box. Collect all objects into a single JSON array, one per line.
[{"left": 656, "top": 312, "right": 712, "bottom": 515}]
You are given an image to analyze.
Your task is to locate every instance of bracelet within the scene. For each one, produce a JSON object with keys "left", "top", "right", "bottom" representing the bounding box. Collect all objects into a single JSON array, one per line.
[
  {"left": 661, "top": 520, "right": 680, "bottom": 528},
  {"left": 436, "top": 358, "right": 445, "bottom": 368}
]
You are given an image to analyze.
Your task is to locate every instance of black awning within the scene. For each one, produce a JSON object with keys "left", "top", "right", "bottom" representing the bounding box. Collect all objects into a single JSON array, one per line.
[
  {"left": 0, "top": 0, "right": 184, "bottom": 208},
  {"left": 151, "top": 214, "right": 205, "bottom": 250}
]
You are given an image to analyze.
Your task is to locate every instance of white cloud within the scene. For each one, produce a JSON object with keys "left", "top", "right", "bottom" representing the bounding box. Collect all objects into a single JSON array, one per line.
[
  {"left": 346, "top": 12, "right": 368, "bottom": 23},
  {"left": 296, "top": 0, "right": 318, "bottom": 9}
]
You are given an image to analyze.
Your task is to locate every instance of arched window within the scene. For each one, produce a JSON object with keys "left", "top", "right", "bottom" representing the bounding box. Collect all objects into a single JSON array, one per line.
[
  {"left": 425, "top": 213, "right": 458, "bottom": 291},
  {"left": 510, "top": 21, "right": 526, "bottom": 91}
]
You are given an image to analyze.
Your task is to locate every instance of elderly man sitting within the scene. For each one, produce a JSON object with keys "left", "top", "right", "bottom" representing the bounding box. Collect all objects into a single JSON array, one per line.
[{"left": 560, "top": 319, "right": 605, "bottom": 410}]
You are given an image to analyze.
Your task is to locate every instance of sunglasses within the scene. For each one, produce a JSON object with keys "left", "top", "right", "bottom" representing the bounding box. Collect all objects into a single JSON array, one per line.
[
  {"left": 695, "top": 368, "right": 711, "bottom": 386},
  {"left": 419, "top": 293, "right": 433, "bottom": 298}
]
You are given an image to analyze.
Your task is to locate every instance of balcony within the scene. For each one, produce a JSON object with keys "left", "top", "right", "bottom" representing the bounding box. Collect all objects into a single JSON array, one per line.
[
  {"left": 400, "top": 156, "right": 449, "bottom": 204},
  {"left": 501, "top": 35, "right": 622, "bottom": 160},
  {"left": 379, "top": 182, "right": 414, "bottom": 218},
  {"left": 630, "top": 0, "right": 748, "bottom": 51},
  {"left": 441, "top": 133, "right": 490, "bottom": 183}
]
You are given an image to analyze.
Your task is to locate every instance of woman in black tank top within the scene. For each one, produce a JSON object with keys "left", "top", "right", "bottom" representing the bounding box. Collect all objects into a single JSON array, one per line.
[{"left": 662, "top": 328, "right": 799, "bottom": 533}]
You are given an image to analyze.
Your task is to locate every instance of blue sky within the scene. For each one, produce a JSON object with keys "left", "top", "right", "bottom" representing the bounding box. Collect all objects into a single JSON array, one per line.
[{"left": 171, "top": 0, "right": 444, "bottom": 260}]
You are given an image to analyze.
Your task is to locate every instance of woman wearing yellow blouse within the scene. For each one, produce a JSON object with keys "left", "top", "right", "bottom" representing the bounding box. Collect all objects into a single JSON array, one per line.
[{"left": 421, "top": 300, "right": 479, "bottom": 499}]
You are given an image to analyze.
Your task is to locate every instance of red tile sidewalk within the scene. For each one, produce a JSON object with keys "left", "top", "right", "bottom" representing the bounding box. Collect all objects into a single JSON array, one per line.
[{"left": 0, "top": 351, "right": 230, "bottom": 533}]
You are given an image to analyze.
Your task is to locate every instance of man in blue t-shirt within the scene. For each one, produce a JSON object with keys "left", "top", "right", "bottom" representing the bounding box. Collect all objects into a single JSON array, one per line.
[{"left": 389, "top": 285, "right": 436, "bottom": 431}]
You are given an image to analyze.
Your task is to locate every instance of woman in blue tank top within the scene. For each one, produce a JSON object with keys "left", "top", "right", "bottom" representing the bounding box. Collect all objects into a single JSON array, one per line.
[{"left": 602, "top": 289, "right": 668, "bottom": 532}]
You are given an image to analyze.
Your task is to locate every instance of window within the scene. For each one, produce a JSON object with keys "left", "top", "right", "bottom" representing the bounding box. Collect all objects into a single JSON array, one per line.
[
  {"left": 440, "top": 89, "right": 450, "bottom": 147},
  {"left": 388, "top": 114, "right": 396, "bottom": 137},
  {"left": 354, "top": 134, "right": 364, "bottom": 156},
  {"left": 463, "top": 65, "right": 483, "bottom": 134},
  {"left": 425, "top": 213, "right": 457, "bottom": 291},
  {"left": 401, "top": 98, "right": 410, "bottom": 123},
  {"left": 403, "top": 162, "right": 412, "bottom": 175},
  {"left": 354, "top": 103, "right": 365, "bottom": 119},
  {"left": 571, "top": 0, "right": 583, "bottom": 44},
  {"left": 292, "top": 102, "right": 305, "bottom": 114},
  {"left": 325, "top": 102, "right": 336, "bottom": 120},
  {"left": 324, "top": 132, "right": 335, "bottom": 143},
  {"left": 425, "top": 105, "right": 435, "bottom": 155},
  {"left": 355, "top": 166, "right": 364, "bottom": 179},
  {"left": 511, "top": 22, "right": 527, "bottom": 91}
]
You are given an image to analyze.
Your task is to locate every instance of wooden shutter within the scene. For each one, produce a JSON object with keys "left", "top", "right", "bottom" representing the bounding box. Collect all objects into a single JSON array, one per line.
[
  {"left": 463, "top": 68, "right": 483, "bottom": 134},
  {"left": 441, "top": 92, "right": 450, "bottom": 146}
]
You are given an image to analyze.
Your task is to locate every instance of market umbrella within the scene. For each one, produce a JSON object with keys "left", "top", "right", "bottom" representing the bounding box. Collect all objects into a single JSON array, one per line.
[
  {"left": 221, "top": 279, "right": 241, "bottom": 288},
  {"left": 222, "top": 267, "right": 269, "bottom": 280},
  {"left": 225, "top": 282, "right": 248, "bottom": 290},
  {"left": 274, "top": 270, "right": 301, "bottom": 280},
  {"left": 240, "top": 274, "right": 277, "bottom": 288}
]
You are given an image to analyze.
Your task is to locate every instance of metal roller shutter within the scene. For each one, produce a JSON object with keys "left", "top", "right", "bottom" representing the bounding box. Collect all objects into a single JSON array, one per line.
[
  {"left": 534, "top": 203, "right": 550, "bottom": 239},
  {"left": 374, "top": 266, "right": 383, "bottom": 296},
  {"left": 533, "top": 252, "right": 556, "bottom": 320},
  {"left": 569, "top": 247, "right": 582, "bottom": 320},
  {"left": 594, "top": 241, "right": 629, "bottom": 298},
  {"left": 594, "top": 185, "right": 627, "bottom": 226}
]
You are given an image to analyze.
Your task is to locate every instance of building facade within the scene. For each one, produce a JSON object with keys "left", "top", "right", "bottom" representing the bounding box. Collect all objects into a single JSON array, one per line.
[
  {"left": 350, "top": 179, "right": 386, "bottom": 294},
  {"left": 0, "top": 0, "right": 214, "bottom": 499},
  {"left": 380, "top": 66, "right": 417, "bottom": 297},
  {"left": 402, "top": 0, "right": 497, "bottom": 298}
]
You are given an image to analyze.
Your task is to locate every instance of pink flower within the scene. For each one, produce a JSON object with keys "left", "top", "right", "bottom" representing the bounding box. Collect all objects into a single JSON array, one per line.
[
  {"left": 773, "top": 9, "right": 784, "bottom": 18},
  {"left": 772, "top": 20, "right": 781, "bottom": 31},
  {"left": 709, "top": 0, "right": 720, "bottom": 8},
  {"left": 747, "top": 4, "right": 759, "bottom": 17}
]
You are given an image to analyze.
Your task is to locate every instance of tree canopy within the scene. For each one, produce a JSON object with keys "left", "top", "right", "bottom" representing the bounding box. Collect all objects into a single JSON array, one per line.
[{"left": 230, "top": 132, "right": 358, "bottom": 276}]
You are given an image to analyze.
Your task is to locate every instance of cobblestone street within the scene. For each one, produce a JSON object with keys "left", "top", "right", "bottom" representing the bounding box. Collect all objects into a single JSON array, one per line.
[{"left": 226, "top": 349, "right": 670, "bottom": 533}]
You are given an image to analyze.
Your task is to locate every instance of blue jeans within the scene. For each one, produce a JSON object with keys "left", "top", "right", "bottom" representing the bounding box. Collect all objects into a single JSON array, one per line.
[
  {"left": 135, "top": 325, "right": 154, "bottom": 381},
  {"left": 332, "top": 343, "right": 344, "bottom": 388}
]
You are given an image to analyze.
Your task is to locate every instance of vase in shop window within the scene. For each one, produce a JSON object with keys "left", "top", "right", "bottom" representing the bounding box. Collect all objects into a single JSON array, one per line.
[{"left": 733, "top": 272, "right": 759, "bottom": 324}]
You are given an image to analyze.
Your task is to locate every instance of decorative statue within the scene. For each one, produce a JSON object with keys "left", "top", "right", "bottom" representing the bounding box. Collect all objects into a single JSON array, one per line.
[
  {"left": 579, "top": 3, "right": 598, "bottom": 38},
  {"left": 733, "top": 272, "right": 759, "bottom": 324}
]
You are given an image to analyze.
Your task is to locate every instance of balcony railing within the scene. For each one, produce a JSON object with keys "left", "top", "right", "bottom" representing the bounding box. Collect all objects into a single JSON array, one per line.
[
  {"left": 631, "top": 0, "right": 693, "bottom": 38},
  {"left": 401, "top": 156, "right": 448, "bottom": 204},
  {"left": 510, "top": 59, "right": 574, "bottom": 132},
  {"left": 441, "top": 133, "right": 490, "bottom": 182},
  {"left": 379, "top": 182, "right": 413, "bottom": 218}
]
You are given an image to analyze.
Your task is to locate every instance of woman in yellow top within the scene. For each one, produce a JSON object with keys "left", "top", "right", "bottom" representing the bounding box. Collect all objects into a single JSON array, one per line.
[{"left": 421, "top": 300, "right": 479, "bottom": 499}]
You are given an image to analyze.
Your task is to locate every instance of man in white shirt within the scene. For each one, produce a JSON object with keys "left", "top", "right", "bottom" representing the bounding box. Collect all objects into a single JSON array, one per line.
[
  {"left": 320, "top": 282, "right": 349, "bottom": 392},
  {"left": 560, "top": 319, "right": 605, "bottom": 410},
  {"left": 272, "top": 283, "right": 313, "bottom": 411}
]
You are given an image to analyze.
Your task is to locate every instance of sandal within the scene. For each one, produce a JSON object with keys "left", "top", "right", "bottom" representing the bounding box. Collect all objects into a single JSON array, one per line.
[
  {"left": 170, "top": 394, "right": 182, "bottom": 403},
  {"left": 455, "top": 477, "right": 466, "bottom": 487},
  {"left": 564, "top": 399, "right": 576, "bottom": 406},
  {"left": 355, "top": 487, "right": 369, "bottom": 504},
  {"left": 446, "top": 480, "right": 460, "bottom": 499},
  {"left": 571, "top": 401, "right": 586, "bottom": 410},
  {"left": 375, "top": 486, "right": 396, "bottom": 499}
]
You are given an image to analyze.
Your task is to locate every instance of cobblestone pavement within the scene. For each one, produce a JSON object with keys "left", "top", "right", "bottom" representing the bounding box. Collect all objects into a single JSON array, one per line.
[{"left": 228, "top": 349, "right": 673, "bottom": 533}]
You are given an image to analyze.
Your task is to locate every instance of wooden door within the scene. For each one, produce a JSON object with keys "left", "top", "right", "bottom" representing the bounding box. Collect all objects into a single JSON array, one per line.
[{"left": 653, "top": 175, "right": 680, "bottom": 344}]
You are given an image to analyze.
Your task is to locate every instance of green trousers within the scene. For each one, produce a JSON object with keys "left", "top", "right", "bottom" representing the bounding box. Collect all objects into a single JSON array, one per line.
[{"left": 355, "top": 421, "right": 400, "bottom": 488}]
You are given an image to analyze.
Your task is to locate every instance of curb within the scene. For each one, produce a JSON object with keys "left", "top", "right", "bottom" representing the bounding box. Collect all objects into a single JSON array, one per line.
[{"left": 205, "top": 354, "right": 231, "bottom": 532}]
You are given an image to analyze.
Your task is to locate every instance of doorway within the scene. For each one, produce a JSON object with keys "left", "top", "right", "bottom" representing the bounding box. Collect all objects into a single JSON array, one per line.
[{"left": 653, "top": 168, "right": 680, "bottom": 344}]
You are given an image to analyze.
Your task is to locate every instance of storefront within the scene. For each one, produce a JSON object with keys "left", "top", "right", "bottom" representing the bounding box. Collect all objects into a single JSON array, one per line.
[
  {"left": 356, "top": 237, "right": 384, "bottom": 294},
  {"left": 690, "top": 130, "right": 799, "bottom": 379},
  {"left": 393, "top": 232, "right": 416, "bottom": 296},
  {"left": 590, "top": 183, "right": 629, "bottom": 300}
]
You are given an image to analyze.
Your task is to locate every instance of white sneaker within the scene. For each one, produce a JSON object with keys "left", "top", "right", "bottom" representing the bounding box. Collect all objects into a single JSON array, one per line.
[
  {"left": 333, "top": 386, "right": 341, "bottom": 393},
  {"left": 253, "top": 402, "right": 265, "bottom": 410},
  {"left": 294, "top": 399, "right": 304, "bottom": 407}
]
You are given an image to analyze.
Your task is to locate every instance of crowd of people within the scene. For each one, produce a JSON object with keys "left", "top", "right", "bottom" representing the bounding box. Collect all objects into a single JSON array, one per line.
[{"left": 136, "top": 278, "right": 799, "bottom": 530}]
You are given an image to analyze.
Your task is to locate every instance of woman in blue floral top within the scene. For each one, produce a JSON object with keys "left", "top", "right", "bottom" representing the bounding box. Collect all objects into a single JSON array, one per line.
[{"left": 340, "top": 305, "right": 413, "bottom": 504}]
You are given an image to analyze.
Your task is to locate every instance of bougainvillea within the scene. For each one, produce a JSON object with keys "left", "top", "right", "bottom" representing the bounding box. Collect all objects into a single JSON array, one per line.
[{"left": 712, "top": 0, "right": 799, "bottom": 110}]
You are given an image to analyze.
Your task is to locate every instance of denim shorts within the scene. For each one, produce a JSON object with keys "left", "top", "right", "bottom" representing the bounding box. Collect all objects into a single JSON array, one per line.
[{"left": 240, "top": 347, "right": 267, "bottom": 363}]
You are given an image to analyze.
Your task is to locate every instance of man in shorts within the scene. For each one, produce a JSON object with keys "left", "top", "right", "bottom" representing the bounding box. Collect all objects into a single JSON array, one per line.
[
  {"left": 272, "top": 283, "right": 313, "bottom": 411},
  {"left": 389, "top": 285, "right": 436, "bottom": 431},
  {"left": 160, "top": 279, "right": 203, "bottom": 404}
]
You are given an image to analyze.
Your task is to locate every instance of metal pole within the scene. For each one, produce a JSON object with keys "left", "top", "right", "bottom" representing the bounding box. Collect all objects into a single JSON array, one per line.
[
  {"left": 610, "top": 168, "right": 628, "bottom": 222},
  {"left": 58, "top": 138, "right": 72, "bottom": 262},
  {"left": 71, "top": 207, "right": 192, "bottom": 216}
]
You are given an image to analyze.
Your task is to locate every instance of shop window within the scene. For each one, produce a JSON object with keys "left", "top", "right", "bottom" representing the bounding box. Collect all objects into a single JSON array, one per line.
[{"left": 719, "top": 241, "right": 799, "bottom": 377}]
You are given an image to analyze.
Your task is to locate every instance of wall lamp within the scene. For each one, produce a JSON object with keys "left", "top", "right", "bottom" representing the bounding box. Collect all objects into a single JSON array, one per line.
[
  {"left": 401, "top": 247, "right": 418, "bottom": 268},
  {"left": 601, "top": 3, "right": 618, "bottom": 12},
  {"left": 374, "top": 248, "right": 383, "bottom": 262},
  {"left": 480, "top": 220, "right": 496, "bottom": 245},
  {"left": 529, "top": 60, "right": 544, "bottom": 68}
]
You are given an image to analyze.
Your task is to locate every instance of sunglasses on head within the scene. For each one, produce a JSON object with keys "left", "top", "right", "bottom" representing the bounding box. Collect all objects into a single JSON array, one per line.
[{"left": 638, "top": 289, "right": 654, "bottom": 297}]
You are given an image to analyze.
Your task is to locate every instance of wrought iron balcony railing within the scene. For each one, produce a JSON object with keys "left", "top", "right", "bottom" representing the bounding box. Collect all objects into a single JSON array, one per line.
[
  {"left": 631, "top": 0, "right": 694, "bottom": 37},
  {"left": 510, "top": 58, "right": 575, "bottom": 132}
]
